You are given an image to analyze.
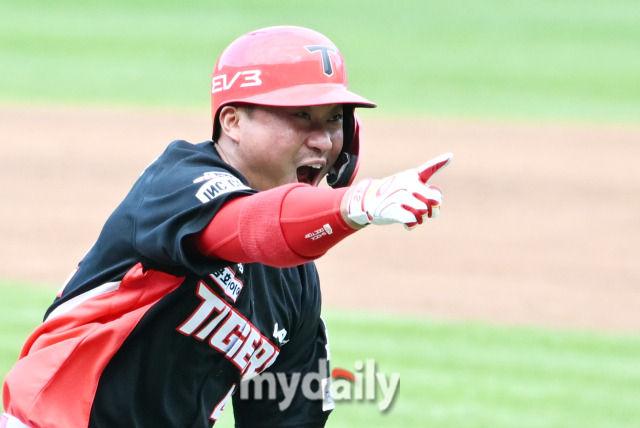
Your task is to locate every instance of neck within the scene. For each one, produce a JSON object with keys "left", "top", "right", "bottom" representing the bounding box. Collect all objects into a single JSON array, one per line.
[{"left": 214, "top": 141, "right": 231, "bottom": 164}]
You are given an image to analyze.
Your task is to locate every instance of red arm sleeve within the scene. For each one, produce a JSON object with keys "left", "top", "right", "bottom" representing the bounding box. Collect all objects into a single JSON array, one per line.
[{"left": 195, "top": 184, "right": 359, "bottom": 267}]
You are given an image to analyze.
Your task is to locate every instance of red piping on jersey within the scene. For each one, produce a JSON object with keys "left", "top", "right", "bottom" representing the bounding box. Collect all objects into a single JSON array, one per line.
[
  {"left": 196, "top": 184, "right": 357, "bottom": 267},
  {"left": 2, "top": 264, "right": 184, "bottom": 428}
]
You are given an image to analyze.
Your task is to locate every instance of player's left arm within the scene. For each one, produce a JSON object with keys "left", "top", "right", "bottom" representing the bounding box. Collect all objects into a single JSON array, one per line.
[
  {"left": 195, "top": 153, "right": 452, "bottom": 267},
  {"left": 195, "top": 183, "right": 356, "bottom": 267}
]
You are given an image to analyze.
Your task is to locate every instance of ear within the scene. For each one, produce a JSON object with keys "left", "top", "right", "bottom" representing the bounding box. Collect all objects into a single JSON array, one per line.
[{"left": 218, "top": 105, "right": 242, "bottom": 142}]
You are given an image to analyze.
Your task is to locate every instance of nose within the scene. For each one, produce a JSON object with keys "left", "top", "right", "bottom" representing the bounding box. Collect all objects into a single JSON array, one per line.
[{"left": 306, "top": 128, "right": 333, "bottom": 154}]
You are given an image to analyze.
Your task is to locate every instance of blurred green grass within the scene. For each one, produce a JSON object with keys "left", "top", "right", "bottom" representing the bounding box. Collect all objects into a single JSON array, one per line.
[
  {"left": 322, "top": 310, "right": 640, "bottom": 428},
  {"left": 2, "top": 281, "right": 640, "bottom": 427},
  {"left": 1, "top": 0, "right": 639, "bottom": 122},
  {"left": 0, "top": 280, "right": 54, "bottom": 402}
]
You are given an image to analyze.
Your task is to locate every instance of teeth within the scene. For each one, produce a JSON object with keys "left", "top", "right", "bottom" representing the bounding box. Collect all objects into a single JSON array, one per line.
[{"left": 309, "top": 164, "right": 322, "bottom": 169}]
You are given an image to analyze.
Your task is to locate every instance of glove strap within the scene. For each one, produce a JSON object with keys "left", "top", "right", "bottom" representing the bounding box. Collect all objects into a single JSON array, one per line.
[{"left": 346, "top": 178, "right": 374, "bottom": 225}]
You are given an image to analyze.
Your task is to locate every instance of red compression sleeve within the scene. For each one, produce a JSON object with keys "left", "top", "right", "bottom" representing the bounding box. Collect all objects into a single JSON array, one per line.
[{"left": 195, "top": 184, "right": 358, "bottom": 267}]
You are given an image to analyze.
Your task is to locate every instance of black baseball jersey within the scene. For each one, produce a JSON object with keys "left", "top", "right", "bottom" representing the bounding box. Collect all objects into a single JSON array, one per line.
[{"left": 3, "top": 140, "right": 333, "bottom": 428}]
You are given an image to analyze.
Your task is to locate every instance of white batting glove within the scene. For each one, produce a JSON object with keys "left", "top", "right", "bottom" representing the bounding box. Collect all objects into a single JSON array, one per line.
[{"left": 346, "top": 153, "right": 453, "bottom": 230}]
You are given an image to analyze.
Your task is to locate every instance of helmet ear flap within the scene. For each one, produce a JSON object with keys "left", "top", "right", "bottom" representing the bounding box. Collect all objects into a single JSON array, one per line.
[
  {"left": 327, "top": 108, "right": 361, "bottom": 188},
  {"left": 212, "top": 111, "right": 222, "bottom": 141}
]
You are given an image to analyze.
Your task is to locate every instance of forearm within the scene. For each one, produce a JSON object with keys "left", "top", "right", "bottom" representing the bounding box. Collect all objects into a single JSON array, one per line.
[
  {"left": 195, "top": 184, "right": 360, "bottom": 267},
  {"left": 196, "top": 152, "right": 452, "bottom": 267}
]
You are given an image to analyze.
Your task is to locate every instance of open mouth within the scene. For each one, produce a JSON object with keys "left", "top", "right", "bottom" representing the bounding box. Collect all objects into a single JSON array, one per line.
[{"left": 296, "top": 164, "right": 323, "bottom": 186}]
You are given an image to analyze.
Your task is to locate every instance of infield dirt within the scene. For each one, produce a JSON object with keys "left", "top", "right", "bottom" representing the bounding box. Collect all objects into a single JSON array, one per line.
[{"left": 2, "top": 105, "right": 639, "bottom": 332}]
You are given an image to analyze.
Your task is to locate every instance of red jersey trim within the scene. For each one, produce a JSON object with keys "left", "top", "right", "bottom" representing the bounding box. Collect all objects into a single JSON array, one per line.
[
  {"left": 47, "top": 281, "right": 121, "bottom": 321},
  {"left": 2, "top": 264, "right": 184, "bottom": 428}
]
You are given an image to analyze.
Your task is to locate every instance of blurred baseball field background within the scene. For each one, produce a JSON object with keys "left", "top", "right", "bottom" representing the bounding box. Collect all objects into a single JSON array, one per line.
[
  {"left": 1, "top": 0, "right": 639, "bottom": 427},
  {"left": 2, "top": 0, "right": 639, "bottom": 121}
]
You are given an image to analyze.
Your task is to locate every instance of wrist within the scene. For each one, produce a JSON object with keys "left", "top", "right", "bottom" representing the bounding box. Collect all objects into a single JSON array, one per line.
[{"left": 341, "top": 182, "right": 370, "bottom": 230}]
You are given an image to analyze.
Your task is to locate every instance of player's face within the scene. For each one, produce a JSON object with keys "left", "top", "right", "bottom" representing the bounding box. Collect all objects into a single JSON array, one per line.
[{"left": 233, "top": 104, "right": 344, "bottom": 190}]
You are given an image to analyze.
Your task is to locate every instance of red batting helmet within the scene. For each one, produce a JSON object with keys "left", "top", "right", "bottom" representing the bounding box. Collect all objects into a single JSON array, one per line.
[{"left": 210, "top": 25, "right": 376, "bottom": 188}]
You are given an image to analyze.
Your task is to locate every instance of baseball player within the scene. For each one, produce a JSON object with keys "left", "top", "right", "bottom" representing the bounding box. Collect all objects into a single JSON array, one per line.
[{"left": 2, "top": 26, "right": 452, "bottom": 428}]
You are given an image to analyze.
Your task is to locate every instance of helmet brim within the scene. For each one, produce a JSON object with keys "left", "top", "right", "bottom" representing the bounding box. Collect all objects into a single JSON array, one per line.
[{"left": 225, "top": 84, "right": 377, "bottom": 109}]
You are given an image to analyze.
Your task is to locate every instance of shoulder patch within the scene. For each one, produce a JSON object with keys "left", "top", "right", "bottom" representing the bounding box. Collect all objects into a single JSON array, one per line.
[{"left": 194, "top": 171, "right": 250, "bottom": 203}]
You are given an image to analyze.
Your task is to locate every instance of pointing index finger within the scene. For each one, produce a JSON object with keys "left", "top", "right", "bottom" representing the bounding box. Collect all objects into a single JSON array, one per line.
[{"left": 417, "top": 152, "right": 453, "bottom": 184}]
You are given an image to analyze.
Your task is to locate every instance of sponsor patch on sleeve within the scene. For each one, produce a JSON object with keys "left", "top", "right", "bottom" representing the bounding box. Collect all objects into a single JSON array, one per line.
[
  {"left": 210, "top": 266, "right": 244, "bottom": 303},
  {"left": 194, "top": 171, "right": 250, "bottom": 203}
]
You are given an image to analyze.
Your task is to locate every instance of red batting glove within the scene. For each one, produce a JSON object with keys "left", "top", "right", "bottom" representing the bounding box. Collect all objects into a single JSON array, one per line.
[{"left": 345, "top": 152, "right": 453, "bottom": 230}]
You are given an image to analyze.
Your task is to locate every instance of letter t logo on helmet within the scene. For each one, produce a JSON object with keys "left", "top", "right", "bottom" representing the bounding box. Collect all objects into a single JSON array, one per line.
[
  {"left": 210, "top": 25, "right": 376, "bottom": 188},
  {"left": 305, "top": 45, "right": 338, "bottom": 76}
]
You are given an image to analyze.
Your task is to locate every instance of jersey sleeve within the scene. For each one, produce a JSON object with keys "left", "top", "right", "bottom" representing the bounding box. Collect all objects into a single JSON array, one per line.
[{"left": 133, "top": 140, "right": 256, "bottom": 275}]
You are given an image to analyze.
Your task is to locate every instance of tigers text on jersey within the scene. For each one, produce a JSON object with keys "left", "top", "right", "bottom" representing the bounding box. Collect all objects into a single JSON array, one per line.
[{"left": 2, "top": 141, "right": 332, "bottom": 428}]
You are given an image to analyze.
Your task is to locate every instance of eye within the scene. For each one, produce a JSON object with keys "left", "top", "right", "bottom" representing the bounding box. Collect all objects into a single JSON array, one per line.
[
  {"left": 329, "top": 113, "right": 343, "bottom": 122},
  {"left": 295, "top": 111, "right": 311, "bottom": 120}
]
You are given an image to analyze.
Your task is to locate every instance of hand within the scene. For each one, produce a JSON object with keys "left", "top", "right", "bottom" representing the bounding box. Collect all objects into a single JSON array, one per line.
[{"left": 344, "top": 153, "right": 453, "bottom": 230}]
